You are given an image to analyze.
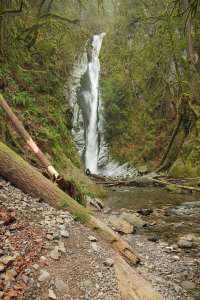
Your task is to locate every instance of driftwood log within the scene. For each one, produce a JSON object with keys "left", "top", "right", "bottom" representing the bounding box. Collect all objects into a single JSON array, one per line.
[{"left": 0, "top": 142, "right": 139, "bottom": 266}]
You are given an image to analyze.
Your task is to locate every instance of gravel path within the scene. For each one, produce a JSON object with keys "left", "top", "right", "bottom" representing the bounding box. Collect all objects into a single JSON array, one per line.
[{"left": 0, "top": 178, "right": 121, "bottom": 300}]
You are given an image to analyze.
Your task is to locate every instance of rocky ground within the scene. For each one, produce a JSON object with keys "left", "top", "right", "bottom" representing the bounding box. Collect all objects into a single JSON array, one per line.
[
  {"left": 0, "top": 178, "right": 121, "bottom": 300},
  {"left": 96, "top": 206, "right": 200, "bottom": 300},
  {"left": 1, "top": 175, "right": 200, "bottom": 300}
]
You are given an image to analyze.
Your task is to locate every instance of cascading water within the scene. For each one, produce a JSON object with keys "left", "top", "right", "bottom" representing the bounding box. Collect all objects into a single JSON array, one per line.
[
  {"left": 83, "top": 33, "right": 105, "bottom": 173},
  {"left": 70, "top": 33, "right": 138, "bottom": 178}
]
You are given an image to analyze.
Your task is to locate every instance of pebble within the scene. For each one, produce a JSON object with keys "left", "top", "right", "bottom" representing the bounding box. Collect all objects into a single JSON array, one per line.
[
  {"left": 50, "top": 247, "right": 61, "bottom": 260},
  {"left": 0, "top": 263, "right": 6, "bottom": 272},
  {"left": 32, "top": 264, "right": 39, "bottom": 270},
  {"left": 0, "top": 256, "right": 15, "bottom": 266},
  {"left": 58, "top": 241, "right": 66, "bottom": 254},
  {"left": 22, "top": 274, "right": 29, "bottom": 284},
  {"left": 52, "top": 231, "right": 60, "bottom": 240},
  {"left": 181, "top": 280, "right": 196, "bottom": 290},
  {"left": 48, "top": 289, "right": 57, "bottom": 299},
  {"left": 60, "top": 230, "right": 69, "bottom": 238},
  {"left": 88, "top": 236, "right": 97, "bottom": 242},
  {"left": 104, "top": 258, "right": 114, "bottom": 267},
  {"left": 38, "top": 270, "right": 50, "bottom": 282},
  {"left": 55, "top": 279, "right": 69, "bottom": 293},
  {"left": 91, "top": 242, "right": 99, "bottom": 252}
]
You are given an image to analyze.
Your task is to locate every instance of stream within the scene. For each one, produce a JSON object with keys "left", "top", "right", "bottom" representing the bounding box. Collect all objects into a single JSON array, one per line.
[{"left": 105, "top": 186, "right": 200, "bottom": 256}]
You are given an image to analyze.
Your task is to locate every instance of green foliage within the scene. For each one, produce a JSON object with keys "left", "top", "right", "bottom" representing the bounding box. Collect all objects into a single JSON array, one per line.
[
  {"left": 13, "top": 92, "right": 32, "bottom": 108},
  {"left": 100, "top": 0, "right": 200, "bottom": 171}
]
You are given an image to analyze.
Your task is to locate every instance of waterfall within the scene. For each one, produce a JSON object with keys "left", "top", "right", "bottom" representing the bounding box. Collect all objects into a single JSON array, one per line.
[
  {"left": 70, "top": 33, "right": 138, "bottom": 178},
  {"left": 83, "top": 33, "right": 105, "bottom": 173}
]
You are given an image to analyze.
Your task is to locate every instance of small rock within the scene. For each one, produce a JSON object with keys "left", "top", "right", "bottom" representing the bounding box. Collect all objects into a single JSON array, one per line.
[
  {"left": 22, "top": 274, "right": 29, "bottom": 284},
  {"left": 58, "top": 241, "right": 66, "bottom": 254},
  {"left": 60, "top": 230, "right": 69, "bottom": 238},
  {"left": 181, "top": 280, "right": 196, "bottom": 290},
  {"left": 104, "top": 258, "right": 114, "bottom": 267},
  {"left": 38, "top": 270, "right": 50, "bottom": 282},
  {"left": 53, "top": 231, "right": 60, "bottom": 240},
  {"left": 82, "top": 279, "right": 92, "bottom": 287},
  {"left": 137, "top": 209, "right": 153, "bottom": 216},
  {"left": 178, "top": 238, "right": 193, "bottom": 249},
  {"left": 55, "top": 279, "right": 69, "bottom": 293},
  {"left": 48, "top": 289, "right": 57, "bottom": 299},
  {"left": 50, "top": 247, "right": 61, "bottom": 260},
  {"left": 148, "top": 235, "right": 159, "bottom": 243},
  {"left": 91, "top": 242, "right": 99, "bottom": 252},
  {"left": 0, "top": 263, "right": 6, "bottom": 272},
  {"left": 88, "top": 236, "right": 97, "bottom": 242},
  {"left": 46, "top": 234, "right": 53, "bottom": 241},
  {"left": 0, "top": 256, "right": 15, "bottom": 266},
  {"left": 32, "top": 264, "right": 39, "bottom": 270},
  {"left": 0, "top": 292, "right": 4, "bottom": 298}
]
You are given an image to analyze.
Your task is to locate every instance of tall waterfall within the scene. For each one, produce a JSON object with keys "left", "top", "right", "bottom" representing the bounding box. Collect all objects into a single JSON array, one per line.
[
  {"left": 70, "top": 33, "right": 138, "bottom": 178},
  {"left": 83, "top": 33, "right": 105, "bottom": 173}
]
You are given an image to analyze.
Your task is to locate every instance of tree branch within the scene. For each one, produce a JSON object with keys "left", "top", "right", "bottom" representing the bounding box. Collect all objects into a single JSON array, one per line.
[{"left": 39, "top": 12, "right": 80, "bottom": 24}]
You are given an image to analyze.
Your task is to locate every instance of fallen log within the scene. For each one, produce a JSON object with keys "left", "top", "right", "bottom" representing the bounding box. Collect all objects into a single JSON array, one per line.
[
  {"left": 114, "top": 254, "right": 164, "bottom": 300},
  {"left": 128, "top": 176, "right": 200, "bottom": 192},
  {"left": 0, "top": 142, "right": 139, "bottom": 266}
]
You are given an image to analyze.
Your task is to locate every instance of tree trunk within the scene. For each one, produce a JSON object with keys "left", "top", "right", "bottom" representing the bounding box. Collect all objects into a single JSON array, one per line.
[
  {"left": 0, "top": 94, "right": 59, "bottom": 179},
  {"left": 0, "top": 142, "right": 139, "bottom": 266},
  {"left": 0, "top": 0, "right": 12, "bottom": 54},
  {"left": 182, "top": 0, "right": 199, "bottom": 102}
]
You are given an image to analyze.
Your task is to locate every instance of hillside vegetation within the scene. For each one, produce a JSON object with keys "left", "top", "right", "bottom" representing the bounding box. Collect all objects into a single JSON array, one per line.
[
  {"left": 0, "top": 0, "right": 110, "bottom": 196},
  {"left": 101, "top": 0, "right": 200, "bottom": 177}
]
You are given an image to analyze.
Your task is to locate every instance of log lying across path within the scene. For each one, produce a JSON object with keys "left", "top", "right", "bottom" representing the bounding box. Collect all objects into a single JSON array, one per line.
[{"left": 0, "top": 142, "right": 139, "bottom": 266}]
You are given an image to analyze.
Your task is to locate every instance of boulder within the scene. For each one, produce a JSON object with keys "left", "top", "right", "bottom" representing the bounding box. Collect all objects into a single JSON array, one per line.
[
  {"left": 178, "top": 236, "right": 194, "bottom": 249},
  {"left": 120, "top": 212, "right": 146, "bottom": 228},
  {"left": 137, "top": 209, "right": 153, "bottom": 216},
  {"left": 108, "top": 215, "right": 134, "bottom": 234}
]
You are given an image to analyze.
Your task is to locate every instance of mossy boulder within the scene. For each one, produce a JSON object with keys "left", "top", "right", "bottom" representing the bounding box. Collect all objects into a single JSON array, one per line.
[
  {"left": 138, "top": 165, "right": 149, "bottom": 174},
  {"left": 168, "top": 157, "right": 200, "bottom": 178}
]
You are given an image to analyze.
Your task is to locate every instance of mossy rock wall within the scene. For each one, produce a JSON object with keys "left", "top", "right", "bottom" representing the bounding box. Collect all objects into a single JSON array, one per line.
[{"left": 168, "top": 120, "right": 200, "bottom": 178}]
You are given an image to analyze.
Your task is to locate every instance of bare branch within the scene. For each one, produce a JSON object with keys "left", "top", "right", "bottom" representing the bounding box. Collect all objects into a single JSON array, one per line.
[{"left": 39, "top": 12, "right": 80, "bottom": 24}]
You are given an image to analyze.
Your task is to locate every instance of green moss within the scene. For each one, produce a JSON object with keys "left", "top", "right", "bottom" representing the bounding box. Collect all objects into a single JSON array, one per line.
[
  {"left": 72, "top": 210, "right": 89, "bottom": 224},
  {"left": 58, "top": 198, "right": 69, "bottom": 209}
]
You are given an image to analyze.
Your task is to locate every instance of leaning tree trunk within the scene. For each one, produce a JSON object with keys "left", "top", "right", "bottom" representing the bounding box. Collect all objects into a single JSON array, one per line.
[
  {"left": 0, "top": 141, "right": 139, "bottom": 266},
  {"left": 0, "top": 94, "right": 59, "bottom": 179}
]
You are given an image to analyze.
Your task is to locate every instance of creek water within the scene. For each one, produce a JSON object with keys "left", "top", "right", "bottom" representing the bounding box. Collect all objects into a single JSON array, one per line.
[{"left": 106, "top": 187, "right": 200, "bottom": 249}]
